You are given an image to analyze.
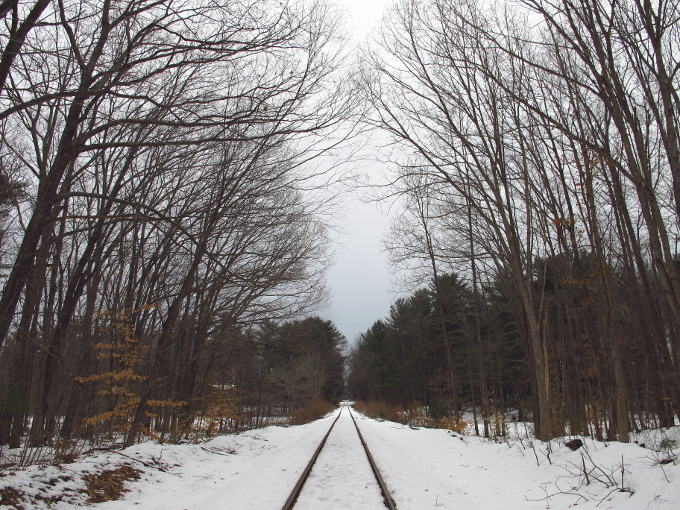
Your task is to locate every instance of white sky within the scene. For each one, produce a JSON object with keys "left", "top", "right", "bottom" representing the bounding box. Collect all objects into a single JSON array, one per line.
[
  {"left": 334, "top": 0, "right": 393, "bottom": 38},
  {"left": 320, "top": 0, "right": 396, "bottom": 344},
  {"left": 323, "top": 198, "right": 393, "bottom": 344}
]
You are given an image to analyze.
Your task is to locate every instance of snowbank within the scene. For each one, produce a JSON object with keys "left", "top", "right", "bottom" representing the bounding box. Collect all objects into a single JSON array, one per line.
[{"left": 1, "top": 409, "right": 678, "bottom": 509}]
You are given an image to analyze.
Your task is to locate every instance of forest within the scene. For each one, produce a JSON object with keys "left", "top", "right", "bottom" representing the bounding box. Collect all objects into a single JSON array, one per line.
[
  {"left": 1, "top": 0, "right": 680, "bottom": 464},
  {"left": 348, "top": 0, "right": 680, "bottom": 443},
  {"left": 0, "top": 0, "right": 350, "bottom": 457}
]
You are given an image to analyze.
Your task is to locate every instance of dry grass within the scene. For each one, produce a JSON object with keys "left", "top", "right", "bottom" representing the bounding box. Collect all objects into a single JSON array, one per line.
[
  {"left": 353, "top": 401, "right": 472, "bottom": 433},
  {"left": 352, "top": 401, "right": 405, "bottom": 423},
  {"left": 0, "top": 486, "right": 25, "bottom": 508},
  {"left": 290, "top": 398, "right": 336, "bottom": 425},
  {"left": 83, "top": 465, "right": 141, "bottom": 503}
]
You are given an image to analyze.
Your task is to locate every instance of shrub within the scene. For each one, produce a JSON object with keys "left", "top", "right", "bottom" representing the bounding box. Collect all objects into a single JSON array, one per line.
[
  {"left": 290, "top": 398, "right": 335, "bottom": 425},
  {"left": 353, "top": 401, "right": 474, "bottom": 433},
  {"left": 403, "top": 401, "right": 429, "bottom": 427},
  {"left": 352, "top": 401, "right": 404, "bottom": 423},
  {"left": 659, "top": 438, "right": 678, "bottom": 452},
  {"left": 433, "top": 416, "right": 470, "bottom": 435}
]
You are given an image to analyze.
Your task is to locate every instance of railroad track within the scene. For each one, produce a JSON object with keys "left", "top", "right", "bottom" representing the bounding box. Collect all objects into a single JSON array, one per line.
[{"left": 281, "top": 405, "right": 397, "bottom": 510}]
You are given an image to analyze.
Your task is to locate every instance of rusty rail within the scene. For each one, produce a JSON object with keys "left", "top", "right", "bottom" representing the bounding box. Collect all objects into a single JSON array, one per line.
[
  {"left": 348, "top": 407, "right": 397, "bottom": 510},
  {"left": 281, "top": 405, "right": 397, "bottom": 510},
  {"left": 280, "top": 407, "right": 343, "bottom": 510}
]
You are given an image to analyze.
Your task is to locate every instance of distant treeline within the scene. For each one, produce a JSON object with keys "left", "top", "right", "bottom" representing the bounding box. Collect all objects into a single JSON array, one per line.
[{"left": 348, "top": 268, "right": 676, "bottom": 440}]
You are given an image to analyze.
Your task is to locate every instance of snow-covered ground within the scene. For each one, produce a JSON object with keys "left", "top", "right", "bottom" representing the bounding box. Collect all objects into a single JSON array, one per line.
[
  {"left": 1, "top": 407, "right": 678, "bottom": 509},
  {"left": 354, "top": 413, "right": 680, "bottom": 509},
  {"left": 294, "top": 408, "right": 384, "bottom": 509}
]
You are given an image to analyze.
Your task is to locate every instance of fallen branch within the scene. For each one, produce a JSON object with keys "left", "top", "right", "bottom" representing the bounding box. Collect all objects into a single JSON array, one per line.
[
  {"left": 111, "top": 451, "right": 168, "bottom": 472},
  {"left": 201, "top": 446, "right": 236, "bottom": 456}
]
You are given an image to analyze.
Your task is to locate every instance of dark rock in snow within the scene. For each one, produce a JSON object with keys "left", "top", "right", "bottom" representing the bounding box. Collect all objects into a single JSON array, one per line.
[{"left": 565, "top": 438, "right": 583, "bottom": 451}]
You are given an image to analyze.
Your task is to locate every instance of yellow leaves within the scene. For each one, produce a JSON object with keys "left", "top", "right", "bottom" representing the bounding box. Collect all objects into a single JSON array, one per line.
[
  {"left": 76, "top": 305, "right": 157, "bottom": 438},
  {"left": 96, "top": 352, "right": 119, "bottom": 359},
  {"left": 435, "top": 416, "right": 469, "bottom": 434},
  {"left": 81, "top": 397, "right": 140, "bottom": 426},
  {"left": 138, "top": 302, "right": 161, "bottom": 311},
  {"left": 79, "top": 369, "right": 146, "bottom": 384},
  {"left": 552, "top": 217, "right": 575, "bottom": 227},
  {"left": 108, "top": 369, "right": 134, "bottom": 381},
  {"left": 77, "top": 303, "right": 183, "bottom": 442},
  {"left": 98, "top": 387, "right": 137, "bottom": 397},
  {"left": 198, "top": 373, "right": 243, "bottom": 437},
  {"left": 75, "top": 374, "right": 101, "bottom": 383},
  {"left": 139, "top": 425, "right": 161, "bottom": 442},
  {"left": 147, "top": 400, "right": 186, "bottom": 408}
]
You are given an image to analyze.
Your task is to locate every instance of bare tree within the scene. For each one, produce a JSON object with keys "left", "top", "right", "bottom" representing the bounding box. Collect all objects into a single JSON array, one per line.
[
  {"left": 364, "top": 0, "right": 680, "bottom": 440},
  {"left": 0, "top": 0, "right": 358, "bottom": 449},
  {"left": 0, "top": 0, "right": 352, "bottom": 351},
  {"left": 363, "top": 0, "right": 555, "bottom": 439}
]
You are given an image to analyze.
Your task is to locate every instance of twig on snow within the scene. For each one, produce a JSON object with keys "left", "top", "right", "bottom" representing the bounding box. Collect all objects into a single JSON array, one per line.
[{"left": 111, "top": 450, "right": 168, "bottom": 473}]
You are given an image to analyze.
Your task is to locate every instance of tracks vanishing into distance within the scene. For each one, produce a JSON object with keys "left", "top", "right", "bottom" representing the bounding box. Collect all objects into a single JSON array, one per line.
[{"left": 281, "top": 406, "right": 397, "bottom": 510}]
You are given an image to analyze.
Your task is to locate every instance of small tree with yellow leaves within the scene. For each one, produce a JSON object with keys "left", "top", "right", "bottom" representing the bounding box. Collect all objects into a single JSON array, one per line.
[
  {"left": 199, "top": 372, "right": 242, "bottom": 437},
  {"left": 76, "top": 304, "right": 184, "bottom": 443}
]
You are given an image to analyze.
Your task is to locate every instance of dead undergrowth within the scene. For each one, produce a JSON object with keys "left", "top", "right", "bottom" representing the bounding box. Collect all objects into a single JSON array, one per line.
[
  {"left": 0, "top": 486, "right": 25, "bottom": 508},
  {"left": 352, "top": 401, "right": 471, "bottom": 433},
  {"left": 352, "top": 401, "right": 404, "bottom": 423},
  {"left": 290, "top": 398, "right": 335, "bottom": 425},
  {"left": 83, "top": 464, "right": 141, "bottom": 503}
]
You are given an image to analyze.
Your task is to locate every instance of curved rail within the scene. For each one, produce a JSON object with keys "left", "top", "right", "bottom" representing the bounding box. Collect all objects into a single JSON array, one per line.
[{"left": 281, "top": 405, "right": 397, "bottom": 510}]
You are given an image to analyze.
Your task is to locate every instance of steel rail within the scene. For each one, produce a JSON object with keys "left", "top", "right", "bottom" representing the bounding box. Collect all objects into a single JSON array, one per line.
[
  {"left": 348, "top": 407, "right": 397, "bottom": 510},
  {"left": 281, "top": 405, "right": 397, "bottom": 510},
  {"left": 280, "top": 407, "right": 344, "bottom": 510}
]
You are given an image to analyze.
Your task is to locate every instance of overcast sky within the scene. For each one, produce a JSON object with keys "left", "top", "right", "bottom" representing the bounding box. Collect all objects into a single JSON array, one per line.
[
  {"left": 335, "top": 0, "right": 393, "bottom": 38},
  {"left": 320, "top": 0, "right": 397, "bottom": 345}
]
